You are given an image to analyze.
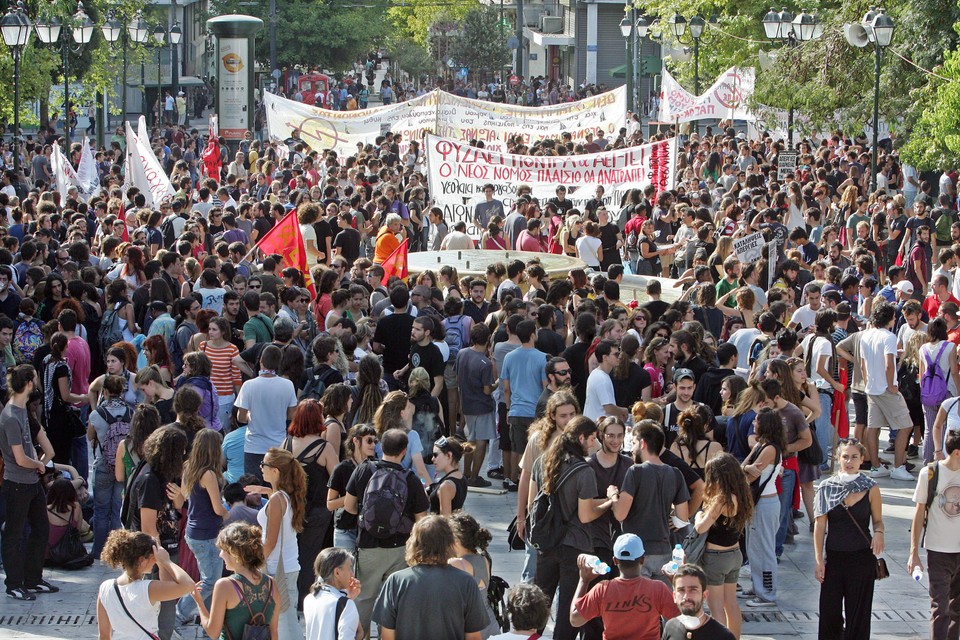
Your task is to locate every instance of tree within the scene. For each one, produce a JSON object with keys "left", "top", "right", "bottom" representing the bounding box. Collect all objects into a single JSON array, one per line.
[
  {"left": 450, "top": 6, "right": 508, "bottom": 80},
  {"left": 387, "top": 0, "right": 476, "bottom": 47},
  {"left": 386, "top": 36, "right": 434, "bottom": 80}
]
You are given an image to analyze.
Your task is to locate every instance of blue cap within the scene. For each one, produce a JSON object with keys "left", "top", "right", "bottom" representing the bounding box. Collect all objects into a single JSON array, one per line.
[{"left": 613, "top": 534, "right": 645, "bottom": 561}]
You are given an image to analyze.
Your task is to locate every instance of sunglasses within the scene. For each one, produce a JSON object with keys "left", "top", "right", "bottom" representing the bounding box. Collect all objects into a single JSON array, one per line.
[
  {"left": 259, "top": 462, "right": 273, "bottom": 469},
  {"left": 553, "top": 368, "right": 571, "bottom": 376},
  {"left": 362, "top": 437, "right": 379, "bottom": 445}
]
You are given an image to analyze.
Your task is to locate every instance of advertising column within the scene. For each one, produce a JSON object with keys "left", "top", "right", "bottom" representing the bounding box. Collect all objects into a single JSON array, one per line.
[{"left": 206, "top": 15, "right": 263, "bottom": 148}]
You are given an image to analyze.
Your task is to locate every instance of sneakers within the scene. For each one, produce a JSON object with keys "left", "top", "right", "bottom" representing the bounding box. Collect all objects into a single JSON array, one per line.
[
  {"left": 907, "top": 444, "right": 920, "bottom": 458},
  {"left": 487, "top": 467, "right": 505, "bottom": 480},
  {"left": 738, "top": 564, "right": 752, "bottom": 578},
  {"left": 6, "top": 587, "right": 35, "bottom": 601},
  {"left": 503, "top": 479, "right": 519, "bottom": 492},
  {"left": 884, "top": 444, "right": 896, "bottom": 453},
  {"left": 23, "top": 580, "right": 59, "bottom": 594},
  {"left": 891, "top": 465, "right": 914, "bottom": 481},
  {"left": 868, "top": 466, "right": 891, "bottom": 478},
  {"left": 744, "top": 597, "right": 777, "bottom": 608},
  {"left": 737, "top": 588, "right": 756, "bottom": 599},
  {"left": 468, "top": 476, "right": 493, "bottom": 488}
]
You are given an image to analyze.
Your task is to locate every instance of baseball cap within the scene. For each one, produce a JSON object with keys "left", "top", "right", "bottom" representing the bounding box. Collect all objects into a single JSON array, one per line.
[
  {"left": 895, "top": 281, "right": 914, "bottom": 295},
  {"left": 674, "top": 368, "right": 695, "bottom": 383},
  {"left": 613, "top": 534, "right": 645, "bottom": 561}
]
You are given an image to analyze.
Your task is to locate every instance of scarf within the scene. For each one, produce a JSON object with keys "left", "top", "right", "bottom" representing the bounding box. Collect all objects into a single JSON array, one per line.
[
  {"left": 42, "top": 354, "right": 71, "bottom": 418},
  {"left": 814, "top": 472, "right": 876, "bottom": 518}
]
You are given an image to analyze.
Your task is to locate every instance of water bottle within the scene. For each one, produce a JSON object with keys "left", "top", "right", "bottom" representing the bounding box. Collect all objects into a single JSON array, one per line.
[
  {"left": 670, "top": 544, "right": 685, "bottom": 573},
  {"left": 582, "top": 554, "right": 611, "bottom": 575},
  {"left": 912, "top": 567, "right": 924, "bottom": 582}
]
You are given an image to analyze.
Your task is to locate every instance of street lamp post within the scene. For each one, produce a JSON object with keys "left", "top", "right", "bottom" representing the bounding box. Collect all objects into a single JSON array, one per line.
[
  {"left": 102, "top": 11, "right": 148, "bottom": 131},
  {"left": 761, "top": 7, "right": 823, "bottom": 149},
  {"left": 152, "top": 24, "right": 166, "bottom": 127},
  {"left": 169, "top": 21, "right": 182, "bottom": 106},
  {"left": 619, "top": 13, "right": 633, "bottom": 113},
  {"left": 863, "top": 8, "right": 895, "bottom": 193},
  {"left": 669, "top": 13, "right": 712, "bottom": 134},
  {"left": 1, "top": 1, "right": 31, "bottom": 173},
  {"left": 35, "top": 1, "right": 95, "bottom": 149}
]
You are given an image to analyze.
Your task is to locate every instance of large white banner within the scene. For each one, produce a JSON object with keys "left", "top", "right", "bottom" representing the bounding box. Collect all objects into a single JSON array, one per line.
[
  {"left": 425, "top": 134, "right": 676, "bottom": 234},
  {"left": 124, "top": 122, "right": 175, "bottom": 207},
  {"left": 51, "top": 143, "right": 78, "bottom": 202},
  {"left": 659, "top": 67, "right": 756, "bottom": 123},
  {"left": 264, "top": 87, "right": 628, "bottom": 155}
]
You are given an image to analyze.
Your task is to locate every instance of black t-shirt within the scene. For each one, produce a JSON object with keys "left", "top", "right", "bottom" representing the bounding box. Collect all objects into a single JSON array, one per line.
[
  {"left": 547, "top": 197, "right": 574, "bottom": 217},
  {"left": 535, "top": 329, "right": 565, "bottom": 357},
  {"left": 329, "top": 458, "right": 360, "bottom": 531},
  {"left": 345, "top": 459, "right": 429, "bottom": 548},
  {"left": 254, "top": 216, "right": 274, "bottom": 241},
  {"left": 659, "top": 449, "right": 702, "bottom": 493},
  {"left": 373, "top": 313, "right": 415, "bottom": 373},
  {"left": 642, "top": 299, "right": 670, "bottom": 319},
  {"left": 313, "top": 219, "right": 334, "bottom": 262},
  {"left": 128, "top": 465, "right": 167, "bottom": 532},
  {"left": 410, "top": 342, "right": 444, "bottom": 380},
  {"left": 562, "top": 341, "right": 591, "bottom": 408},
  {"left": 612, "top": 361, "right": 651, "bottom": 409},
  {"left": 662, "top": 617, "right": 736, "bottom": 640},
  {"left": 332, "top": 228, "right": 362, "bottom": 266},
  {"left": 462, "top": 300, "right": 488, "bottom": 324},
  {"left": 598, "top": 223, "right": 622, "bottom": 268}
]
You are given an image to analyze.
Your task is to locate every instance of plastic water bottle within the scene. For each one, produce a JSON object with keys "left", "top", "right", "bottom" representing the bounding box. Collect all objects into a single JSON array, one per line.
[
  {"left": 583, "top": 554, "right": 611, "bottom": 575},
  {"left": 670, "top": 544, "right": 685, "bottom": 573},
  {"left": 912, "top": 567, "right": 924, "bottom": 582}
]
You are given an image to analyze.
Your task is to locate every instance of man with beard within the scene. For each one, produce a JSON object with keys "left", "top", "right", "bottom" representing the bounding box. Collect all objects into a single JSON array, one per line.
[{"left": 662, "top": 565, "right": 736, "bottom": 640}]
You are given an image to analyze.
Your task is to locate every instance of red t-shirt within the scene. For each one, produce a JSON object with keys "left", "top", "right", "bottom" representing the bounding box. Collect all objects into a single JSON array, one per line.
[
  {"left": 574, "top": 575, "right": 680, "bottom": 640},
  {"left": 923, "top": 293, "right": 960, "bottom": 320}
]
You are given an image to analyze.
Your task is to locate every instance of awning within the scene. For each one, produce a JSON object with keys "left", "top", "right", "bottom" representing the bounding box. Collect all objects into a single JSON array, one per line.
[
  {"left": 609, "top": 64, "right": 628, "bottom": 78},
  {"left": 523, "top": 26, "right": 574, "bottom": 47},
  {"left": 126, "top": 75, "right": 206, "bottom": 88}
]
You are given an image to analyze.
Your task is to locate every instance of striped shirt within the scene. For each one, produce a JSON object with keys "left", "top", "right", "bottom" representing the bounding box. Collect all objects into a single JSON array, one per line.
[{"left": 199, "top": 341, "right": 241, "bottom": 396}]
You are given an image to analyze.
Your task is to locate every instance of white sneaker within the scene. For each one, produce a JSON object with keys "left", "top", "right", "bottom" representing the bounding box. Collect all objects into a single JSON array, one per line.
[
  {"left": 891, "top": 465, "right": 914, "bottom": 481},
  {"left": 738, "top": 564, "right": 751, "bottom": 578},
  {"left": 868, "top": 466, "right": 891, "bottom": 478}
]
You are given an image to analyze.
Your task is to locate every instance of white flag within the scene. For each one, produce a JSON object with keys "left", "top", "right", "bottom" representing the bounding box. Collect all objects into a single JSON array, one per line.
[
  {"left": 76, "top": 137, "right": 99, "bottom": 197},
  {"left": 124, "top": 121, "right": 175, "bottom": 207},
  {"left": 51, "top": 143, "right": 78, "bottom": 202}
]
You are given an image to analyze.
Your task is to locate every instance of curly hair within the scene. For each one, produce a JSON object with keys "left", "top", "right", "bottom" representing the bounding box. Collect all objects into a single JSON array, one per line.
[
  {"left": 675, "top": 407, "right": 707, "bottom": 464},
  {"left": 143, "top": 425, "right": 187, "bottom": 481},
  {"left": 374, "top": 390, "right": 409, "bottom": 438},
  {"left": 405, "top": 514, "right": 455, "bottom": 566},
  {"left": 128, "top": 404, "right": 162, "bottom": 459},
  {"left": 101, "top": 529, "right": 156, "bottom": 577},
  {"left": 702, "top": 453, "right": 753, "bottom": 533},
  {"left": 529, "top": 389, "right": 578, "bottom": 452},
  {"left": 262, "top": 448, "right": 307, "bottom": 533},
  {"left": 449, "top": 512, "right": 492, "bottom": 555},
  {"left": 354, "top": 355, "right": 385, "bottom": 424},
  {"left": 542, "top": 416, "right": 597, "bottom": 494},
  {"left": 217, "top": 522, "right": 265, "bottom": 572},
  {"left": 173, "top": 385, "right": 207, "bottom": 439},
  {"left": 321, "top": 383, "right": 352, "bottom": 419}
]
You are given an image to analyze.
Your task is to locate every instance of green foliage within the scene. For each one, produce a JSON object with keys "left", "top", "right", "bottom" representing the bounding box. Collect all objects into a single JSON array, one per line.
[
  {"left": 450, "top": 5, "right": 508, "bottom": 78},
  {"left": 385, "top": 36, "right": 433, "bottom": 79},
  {"left": 388, "top": 0, "right": 476, "bottom": 47},
  {"left": 900, "top": 50, "right": 960, "bottom": 170}
]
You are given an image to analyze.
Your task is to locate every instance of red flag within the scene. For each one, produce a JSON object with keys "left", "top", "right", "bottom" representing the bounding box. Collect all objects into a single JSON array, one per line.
[
  {"left": 255, "top": 210, "right": 316, "bottom": 297},
  {"left": 117, "top": 201, "right": 129, "bottom": 242},
  {"left": 381, "top": 238, "right": 409, "bottom": 286}
]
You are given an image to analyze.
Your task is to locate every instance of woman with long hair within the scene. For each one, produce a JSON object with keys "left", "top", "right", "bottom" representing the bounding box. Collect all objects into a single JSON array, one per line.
[
  {"left": 108, "top": 245, "right": 148, "bottom": 289},
  {"left": 642, "top": 336, "right": 673, "bottom": 400},
  {"left": 176, "top": 351, "right": 222, "bottom": 432},
  {"left": 170, "top": 385, "right": 210, "bottom": 446},
  {"left": 374, "top": 390, "right": 431, "bottom": 485},
  {"left": 282, "top": 399, "right": 338, "bottom": 609},
  {"left": 729, "top": 382, "right": 772, "bottom": 462},
  {"left": 428, "top": 436, "right": 473, "bottom": 516},
  {"left": 199, "top": 317, "right": 242, "bottom": 430},
  {"left": 814, "top": 439, "right": 884, "bottom": 640},
  {"left": 87, "top": 374, "right": 130, "bottom": 557},
  {"left": 104, "top": 278, "right": 139, "bottom": 342},
  {"left": 611, "top": 333, "right": 652, "bottom": 409},
  {"left": 669, "top": 407, "right": 723, "bottom": 479},
  {"left": 175, "top": 429, "right": 229, "bottom": 627},
  {"left": 114, "top": 404, "right": 162, "bottom": 485},
  {"left": 326, "top": 424, "right": 378, "bottom": 552},
  {"left": 96, "top": 531, "right": 196, "bottom": 639},
  {"left": 625, "top": 307, "right": 650, "bottom": 345},
  {"left": 320, "top": 383, "right": 352, "bottom": 457},
  {"left": 89, "top": 345, "right": 143, "bottom": 410},
  {"left": 695, "top": 453, "right": 753, "bottom": 638},
  {"left": 41, "top": 332, "right": 89, "bottom": 465},
  {"left": 143, "top": 334, "right": 174, "bottom": 386},
  {"left": 559, "top": 214, "right": 582, "bottom": 257},
  {"left": 449, "top": 512, "right": 502, "bottom": 639},
  {"left": 135, "top": 365, "right": 176, "bottom": 424},
  {"left": 193, "top": 523, "right": 279, "bottom": 640},
  {"left": 186, "top": 309, "right": 218, "bottom": 354},
  {"left": 37, "top": 273, "right": 66, "bottom": 322},
  {"left": 741, "top": 407, "right": 785, "bottom": 608},
  {"left": 246, "top": 447, "right": 307, "bottom": 640},
  {"left": 352, "top": 354, "right": 386, "bottom": 426},
  {"left": 408, "top": 366, "right": 444, "bottom": 446}
]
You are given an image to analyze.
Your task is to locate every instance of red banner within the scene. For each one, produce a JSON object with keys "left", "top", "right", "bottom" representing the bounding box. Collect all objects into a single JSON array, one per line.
[
  {"left": 255, "top": 211, "right": 315, "bottom": 297},
  {"left": 381, "top": 238, "right": 409, "bottom": 286}
]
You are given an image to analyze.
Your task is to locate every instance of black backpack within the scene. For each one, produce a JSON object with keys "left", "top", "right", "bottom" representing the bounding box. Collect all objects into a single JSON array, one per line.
[
  {"left": 301, "top": 366, "right": 338, "bottom": 402},
  {"left": 526, "top": 461, "right": 588, "bottom": 550},
  {"left": 359, "top": 461, "right": 413, "bottom": 539}
]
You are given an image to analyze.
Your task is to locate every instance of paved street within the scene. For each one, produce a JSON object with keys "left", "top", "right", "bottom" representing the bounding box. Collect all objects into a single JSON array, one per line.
[{"left": 0, "top": 468, "right": 931, "bottom": 639}]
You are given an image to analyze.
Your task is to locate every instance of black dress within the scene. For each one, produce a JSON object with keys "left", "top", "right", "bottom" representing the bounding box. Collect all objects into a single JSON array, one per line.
[{"left": 428, "top": 472, "right": 468, "bottom": 514}]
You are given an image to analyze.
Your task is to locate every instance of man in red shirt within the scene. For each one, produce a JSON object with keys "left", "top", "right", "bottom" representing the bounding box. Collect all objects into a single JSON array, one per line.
[
  {"left": 570, "top": 534, "right": 680, "bottom": 639},
  {"left": 922, "top": 274, "right": 960, "bottom": 319}
]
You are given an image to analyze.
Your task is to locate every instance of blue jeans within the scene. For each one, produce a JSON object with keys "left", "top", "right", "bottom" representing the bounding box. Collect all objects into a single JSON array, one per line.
[
  {"left": 92, "top": 466, "right": 123, "bottom": 556},
  {"left": 333, "top": 528, "right": 357, "bottom": 554},
  {"left": 816, "top": 391, "right": 834, "bottom": 467},
  {"left": 72, "top": 436, "right": 89, "bottom": 484},
  {"left": 176, "top": 537, "right": 223, "bottom": 624},
  {"left": 775, "top": 466, "right": 797, "bottom": 558},
  {"left": 522, "top": 540, "right": 538, "bottom": 584}
]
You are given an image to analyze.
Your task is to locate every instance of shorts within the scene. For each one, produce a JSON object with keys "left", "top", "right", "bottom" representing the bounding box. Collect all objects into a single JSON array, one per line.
[
  {"left": 497, "top": 403, "right": 511, "bottom": 452},
  {"left": 866, "top": 392, "right": 913, "bottom": 431},
  {"left": 508, "top": 416, "right": 534, "bottom": 455},
  {"left": 852, "top": 391, "right": 868, "bottom": 426},
  {"left": 463, "top": 412, "right": 497, "bottom": 442},
  {"left": 703, "top": 548, "right": 743, "bottom": 586},
  {"left": 443, "top": 361, "right": 458, "bottom": 388}
]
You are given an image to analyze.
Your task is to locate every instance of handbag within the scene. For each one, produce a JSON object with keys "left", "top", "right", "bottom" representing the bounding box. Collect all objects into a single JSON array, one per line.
[
  {"left": 680, "top": 525, "right": 708, "bottom": 567},
  {"left": 506, "top": 516, "right": 525, "bottom": 551},
  {"left": 798, "top": 424, "right": 824, "bottom": 466},
  {"left": 844, "top": 504, "right": 888, "bottom": 580},
  {"left": 226, "top": 577, "right": 274, "bottom": 640},
  {"left": 64, "top": 406, "right": 86, "bottom": 438},
  {"left": 45, "top": 514, "right": 94, "bottom": 570}
]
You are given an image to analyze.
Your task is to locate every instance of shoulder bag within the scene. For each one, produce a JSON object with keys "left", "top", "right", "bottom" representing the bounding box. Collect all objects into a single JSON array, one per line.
[
  {"left": 843, "top": 504, "right": 889, "bottom": 580},
  {"left": 113, "top": 580, "right": 161, "bottom": 640}
]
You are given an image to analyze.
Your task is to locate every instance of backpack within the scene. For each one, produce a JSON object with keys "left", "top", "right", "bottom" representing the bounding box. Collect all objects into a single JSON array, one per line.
[
  {"left": 921, "top": 342, "right": 951, "bottom": 406},
  {"left": 169, "top": 321, "right": 195, "bottom": 375},
  {"left": 98, "top": 302, "right": 125, "bottom": 359},
  {"left": 526, "top": 461, "right": 588, "bottom": 550},
  {"left": 359, "top": 461, "right": 413, "bottom": 539},
  {"left": 282, "top": 436, "right": 328, "bottom": 511},
  {"left": 487, "top": 575, "right": 510, "bottom": 632},
  {"left": 160, "top": 216, "right": 179, "bottom": 249},
  {"left": 444, "top": 315, "right": 468, "bottom": 363},
  {"left": 934, "top": 208, "right": 956, "bottom": 244},
  {"left": 120, "top": 458, "right": 148, "bottom": 529},
  {"left": 300, "top": 366, "right": 338, "bottom": 402},
  {"left": 13, "top": 316, "right": 44, "bottom": 364},
  {"left": 45, "top": 511, "right": 94, "bottom": 570},
  {"left": 625, "top": 227, "right": 639, "bottom": 251},
  {"left": 98, "top": 405, "right": 132, "bottom": 474}
]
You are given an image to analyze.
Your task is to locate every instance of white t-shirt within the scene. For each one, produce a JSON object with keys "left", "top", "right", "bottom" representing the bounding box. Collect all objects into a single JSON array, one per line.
[
  {"left": 237, "top": 375, "right": 299, "bottom": 454},
  {"left": 898, "top": 321, "right": 928, "bottom": 350},
  {"left": 913, "top": 461, "right": 960, "bottom": 553},
  {"left": 790, "top": 305, "right": 820, "bottom": 333},
  {"left": 257, "top": 490, "right": 299, "bottom": 574},
  {"left": 98, "top": 579, "right": 159, "bottom": 640},
  {"left": 728, "top": 328, "right": 762, "bottom": 372},
  {"left": 940, "top": 396, "right": 960, "bottom": 432},
  {"left": 304, "top": 583, "right": 360, "bottom": 640},
  {"left": 860, "top": 327, "right": 898, "bottom": 396},
  {"left": 800, "top": 334, "right": 834, "bottom": 391},
  {"left": 576, "top": 235, "right": 602, "bottom": 268},
  {"left": 903, "top": 165, "right": 919, "bottom": 192},
  {"left": 583, "top": 367, "right": 617, "bottom": 421},
  {"left": 195, "top": 286, "right": 226, "bottom": 314}
]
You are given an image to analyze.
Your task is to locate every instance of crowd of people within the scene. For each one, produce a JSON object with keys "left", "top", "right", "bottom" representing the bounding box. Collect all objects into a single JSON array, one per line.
[{"left": 0, "top": 103, "right": 958, "bottom": 640}]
